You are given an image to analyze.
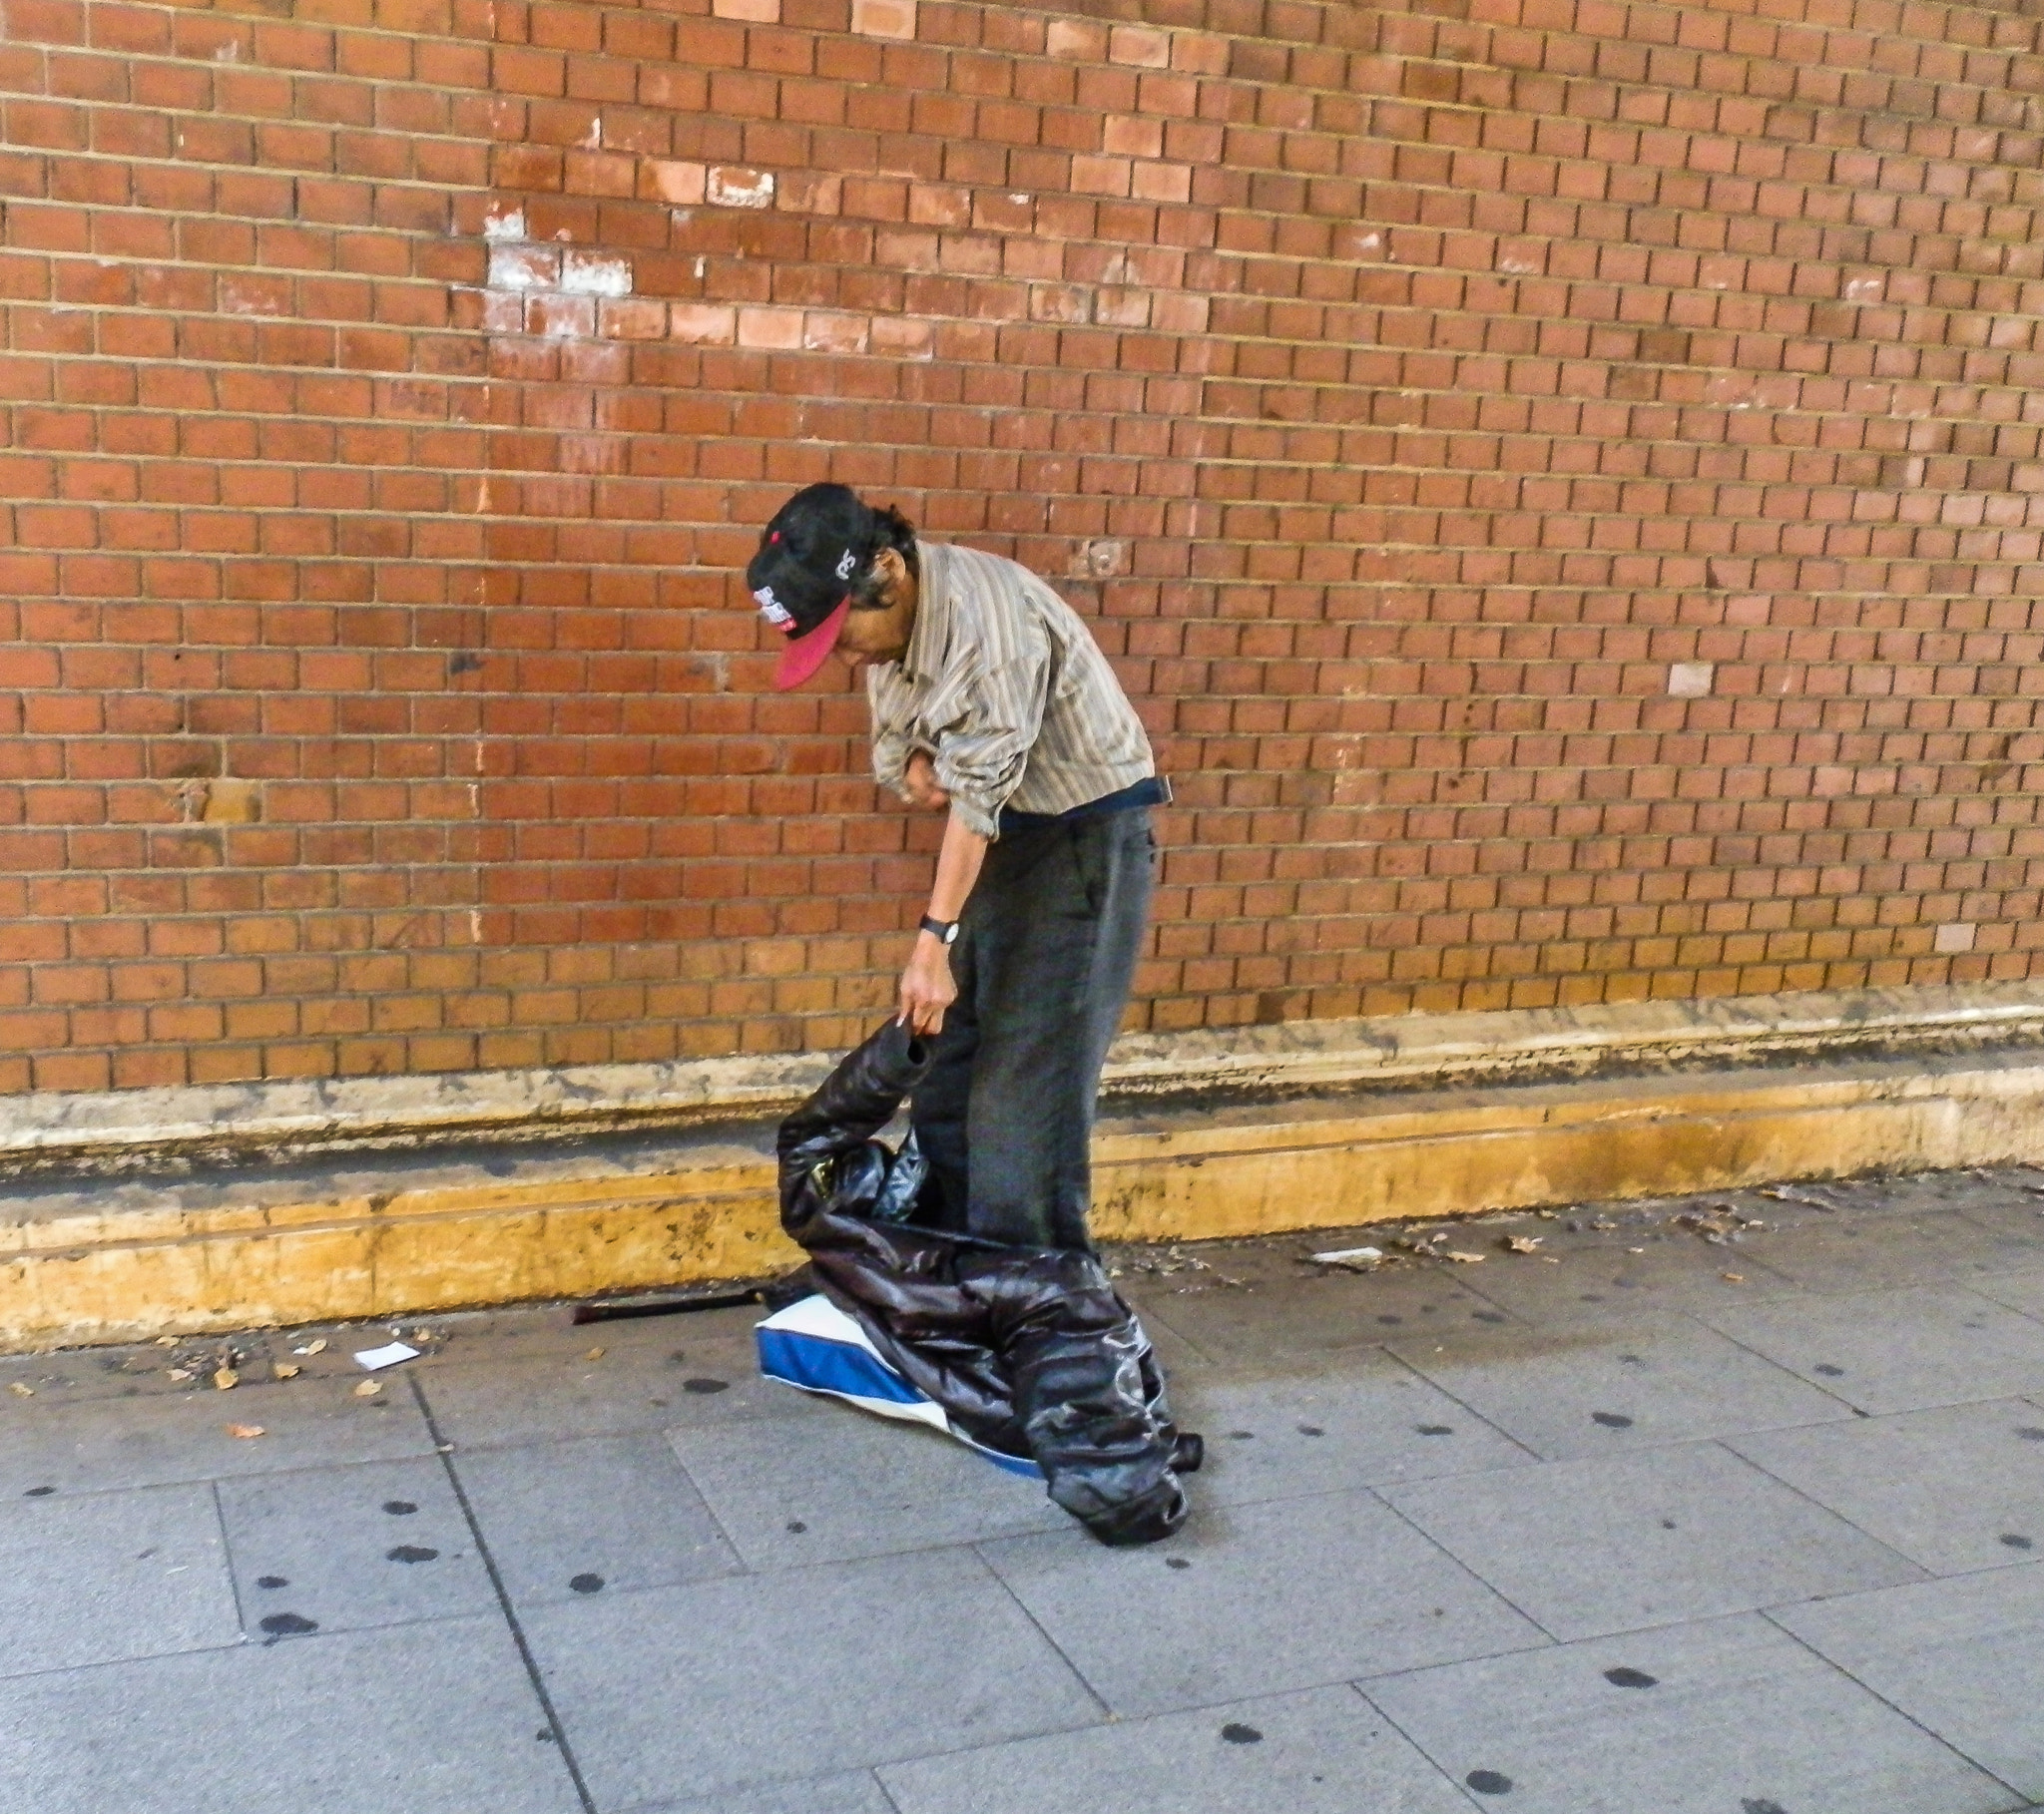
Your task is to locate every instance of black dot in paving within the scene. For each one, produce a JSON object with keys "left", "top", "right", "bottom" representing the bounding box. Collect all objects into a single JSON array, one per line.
[
  {"left": 1591, "top": 1412, "right": 1634, "bottom": 1429},
  {"left": 256, "top": 1576, "right": 288, "bottom": 1590},
  {"left": 2017, "top": 1427, "right": 2044, "bottom": 1442},
  {"left": 1999, "top": 1534, "right": 2034, "bottom": 1551},
  {"left": 386, "top": 1546, "right": 439, "bottom": 1565},
  {"left": 1415, "top": 1424, "right": 1454, "bottom": 1437},
  {"left": 683, "top": 1378, "right": 729, "bottom": 1395},
  {"left": 382, "top": 1500, "right": 418, "bottom": 1516},
  {"left": 1466, "top": 1770, "right": 1513, "bottom": 1795},
  {"left": 536, "top": 1729, "right": 557, "bottom": 1744},
  {"left": 1166, "top": 1557, "right": 1192, "bottom": 1571},
  {"left": 1472, "top": 1311, "right": 1508, "bottom": 1324},
  {"left": 569, "top": 1573, "right": 605, "bottom": 1594},
  {"left": 1741, "top": 1800, "right": 1789, "bottom": 1814},
  {"left": 259, "top": 1612, "right": 317, "bottom": 1636},
  {"left": 22, "top": 1486, "right": 54, "bottom": 1498},
  {"left": 1661, "top": 1519, "right": 1678, "bottom": 1531},
  {"left": 1227, "top": 1430, "right": 1255, "bottom": 1441},
  {"left": 1604, "top": 1667, "right": 1659, "bottom": 1689},
  {"left": 785, "top": 1521, "right": 807, "bottom": 1534},
  {"left": 1578, "top": 1294, "right": 1605, "bottom": 1303},
  {"left": 1296, "top": 1423, "right": 1324, "bottom": 1437},
  {"left": 1812, "top": 1364, "right": 1845, "bottom": 1378},
  {"left": 1375, "top": 1315, "right": 1403, "bottom": 1325},
  {"left": 1220, "top": 1723, "right": 1262, "bottom": 1745}
]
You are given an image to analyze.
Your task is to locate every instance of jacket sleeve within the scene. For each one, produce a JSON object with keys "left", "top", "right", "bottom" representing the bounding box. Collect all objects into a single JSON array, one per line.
[{"left": 776, "top": 1020, "right": 933, "bottom": 1222}]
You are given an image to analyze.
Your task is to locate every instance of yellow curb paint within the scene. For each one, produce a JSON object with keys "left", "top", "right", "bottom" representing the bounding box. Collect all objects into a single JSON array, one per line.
[{"left": 6, "top": 1056, "right": 2044, "bottom": 1352}]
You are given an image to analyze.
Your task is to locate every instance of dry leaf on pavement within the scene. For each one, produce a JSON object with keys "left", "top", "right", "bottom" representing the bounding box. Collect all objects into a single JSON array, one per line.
[
  {"left": 226, "top": 1423, "right": 265, "bottom": 1440},
  {"left": 353, "top": 1380, "right": 381, "bottom": 1399},
  {"left": 213, "top": 1367, "right": 240, "bottom": 1391},
  {"left": 584, "top": 1347, "right": 606, "bottom": 1362},
  {"left": 1444, "top": 1250, "right": 1486, "bottom": 1264},
  {"left": 272, "top": 1363, "right": 300, "bottom": 1381},
  {"left": 1503, "top": 1235, "right": 1543, "bottom": 1254},
  {"left": 291, "top": 1339, "right": 327, "bottom": 1357},
  {"left": 1721, "top": 1272, "right": 1746, "bottom": 1283},
  {"left": 7, "top": 1382, "right": 33, "bottom": 1398}
]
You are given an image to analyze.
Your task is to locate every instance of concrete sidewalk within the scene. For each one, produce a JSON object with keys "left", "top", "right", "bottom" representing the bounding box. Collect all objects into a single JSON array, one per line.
[{"left": 6, "top": 1169, "right": 2044, "bottom": 1813}]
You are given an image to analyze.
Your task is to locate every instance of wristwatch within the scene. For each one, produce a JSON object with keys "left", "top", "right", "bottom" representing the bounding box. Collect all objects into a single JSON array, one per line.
[{"left": 918, "top": 914, "right": 960, "bottom": 947}]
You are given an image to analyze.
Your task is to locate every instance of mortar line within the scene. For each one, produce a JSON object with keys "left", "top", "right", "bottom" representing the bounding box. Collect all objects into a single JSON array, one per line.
[{"left": 408, "top": 1371, "right": 600, "bottom": 1814}]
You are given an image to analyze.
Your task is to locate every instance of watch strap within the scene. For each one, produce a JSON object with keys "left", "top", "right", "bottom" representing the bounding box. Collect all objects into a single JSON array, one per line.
[{"left": 918, "top": 914, "right": 959, "bottom": 946}]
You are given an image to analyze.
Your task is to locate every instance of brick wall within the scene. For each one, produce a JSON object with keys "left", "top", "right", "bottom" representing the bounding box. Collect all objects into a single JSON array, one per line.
[{"left": 4, "top": 0, "right": 2043, "bottom": 1096}]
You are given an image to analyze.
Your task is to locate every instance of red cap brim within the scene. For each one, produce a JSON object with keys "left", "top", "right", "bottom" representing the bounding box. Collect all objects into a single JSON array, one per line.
[{"left": 771, "top": 597, "right": 851, "bottom": 689}]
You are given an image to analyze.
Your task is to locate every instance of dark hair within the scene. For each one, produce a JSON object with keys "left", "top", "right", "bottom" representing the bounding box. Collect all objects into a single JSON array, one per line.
[{"left": 847, "top": 502, "right": 920, "bottom": 611}]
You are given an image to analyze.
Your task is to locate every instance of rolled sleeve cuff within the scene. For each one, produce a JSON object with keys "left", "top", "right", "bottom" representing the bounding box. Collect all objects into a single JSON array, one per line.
[{"left": 932, "top": 749, "right": 1020, "bottom": 841}]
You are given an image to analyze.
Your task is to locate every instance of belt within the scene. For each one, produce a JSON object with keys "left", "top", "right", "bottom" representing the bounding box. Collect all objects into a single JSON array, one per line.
[{"left": 996, "top": 774, "right": 1170, "bottom": 834}]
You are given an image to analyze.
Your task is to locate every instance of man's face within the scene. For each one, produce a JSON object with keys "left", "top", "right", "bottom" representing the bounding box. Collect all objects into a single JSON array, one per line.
[
  {"left": 830, "top": 548, "right": 916, "bottom": 666},
  {"left": 835, "top": 607, "right": 910, "bottom": 665}
]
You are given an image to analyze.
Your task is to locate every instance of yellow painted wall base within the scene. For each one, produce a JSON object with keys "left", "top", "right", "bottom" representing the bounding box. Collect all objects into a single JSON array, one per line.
[{"left": 8, "top": 1053, "right": 2044, "bottom": 1351}]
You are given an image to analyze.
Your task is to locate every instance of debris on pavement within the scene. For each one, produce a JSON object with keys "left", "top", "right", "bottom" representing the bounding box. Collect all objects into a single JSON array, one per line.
[
  {"left": 1309, "top": 1246, "right": 1384, "bottom": 1271},
  {"left": 212, "top": 1367, "right": 239, "bottom": 1391},
  {"left": 1502, "top": 1235, "right": 1544, "bottom": 1254},
  {"left": 271, "top": 1363, "right": 300, "bottom": 1380},
  {"left": 291, "top": 1339, "right": 327, "bottom": 1356},
  {"left": 225, "top": 1423, "right": 265, "bottom": 1440},
  {"left": 7, "top": 1381, "right": 33, "bottom": 1398},
  {"left": 352, "top": 1341, "right": 419, "bottom": 1372},
  {"left": 353, "top": 1379, "right": 382, "bottom": 1399}
]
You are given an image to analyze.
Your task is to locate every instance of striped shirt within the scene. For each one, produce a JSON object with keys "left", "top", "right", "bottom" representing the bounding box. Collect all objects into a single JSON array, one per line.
[{"left": 866, "top": 541, "right": 1157, "bottom": 841}]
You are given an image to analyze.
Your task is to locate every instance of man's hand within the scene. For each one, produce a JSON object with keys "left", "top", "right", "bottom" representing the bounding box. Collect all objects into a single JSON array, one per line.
[
  {"left": 898, "top": 934, "right": 957, "bottom": 1037},
  {"left": 903, "top": 750, "right": 950, "bottom": 810}
]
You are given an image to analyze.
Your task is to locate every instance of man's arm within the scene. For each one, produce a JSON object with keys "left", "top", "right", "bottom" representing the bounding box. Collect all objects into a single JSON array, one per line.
[{"left": 898, "top": 802, "right": 987, "bottom": 1036}]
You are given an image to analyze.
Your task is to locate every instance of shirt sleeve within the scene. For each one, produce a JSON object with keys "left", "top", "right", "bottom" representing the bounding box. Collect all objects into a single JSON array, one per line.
[{"left": 930, "top": 646, "right": 1051, "bottom": 840}]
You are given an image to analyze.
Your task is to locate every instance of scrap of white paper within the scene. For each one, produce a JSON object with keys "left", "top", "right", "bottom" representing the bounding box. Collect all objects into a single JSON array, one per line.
[
  {"left": 1309, "top": 1246, "right": 1383, "bottom": 1270},
  {"left": 352, "top": 1342, "right": 420, "bottom": 1372}
]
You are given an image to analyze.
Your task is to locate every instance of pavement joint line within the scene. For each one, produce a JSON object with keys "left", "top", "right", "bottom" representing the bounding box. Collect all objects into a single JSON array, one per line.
[
  {"left": 1345, "top": 1678, "right": 1497, "bottom": 1811},
  {"left": 207, "top": 1477, "right": 248, "bottom": 1641},
  {"left": 1694, "top": 1434, "right": 1936, "bottom": 1583},
  {"left": 1756, "top": 1604, "right": 2036, "bottom": 1806},
  {"left": 407, "top": 1370, "right": 600, "bottom": 1814},
  {"left": 1358, "top": 1478, "right": 1569, "bottom": 1648},
  {"left": 967, "top": 1540, "right": 1118, "bottom": 1721},
  {"left": 1376, "top": 1342, "right": 1547, "bottom": 1467}
]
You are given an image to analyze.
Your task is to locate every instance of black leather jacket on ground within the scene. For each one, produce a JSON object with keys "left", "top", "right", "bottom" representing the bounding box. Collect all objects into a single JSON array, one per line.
[{"left": 775, "top": 1018, "right": 1190, "bottom": 1546}]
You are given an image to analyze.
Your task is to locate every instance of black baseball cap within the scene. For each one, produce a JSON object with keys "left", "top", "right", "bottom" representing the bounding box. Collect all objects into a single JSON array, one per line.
[{"left": 746, "top": 483, "right": 872, "bottom": 688}]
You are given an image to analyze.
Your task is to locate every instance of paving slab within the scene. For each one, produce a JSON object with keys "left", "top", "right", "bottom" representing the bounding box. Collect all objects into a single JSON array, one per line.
[
  {"left": 1725, "top": 1207, "right": 2044, "bottom": 1294},
  {"left": 1167, "top": 1355, "right": 1533, "bottom": 1505},
  {"left": 628, "top": 1769, "right": 898, "bottom": 1814},
  {"left": 0, "top": 1374, "right": 433, "bottom": 1499},
  {"left": 1704, "top": 1284, "right": 2044, "bottom": 1414},
  {"left": 668, "top": 1402, "right": 1065, "bottom": 1570},
  {"left": 1729, "top": 1400, "right": 2044, "bottom": 1575},
  {"left": 0, "top": 1483, "right": 240, "bottom": 1678},
  {"left": 879, "top": 1682, "right": 1474, "bottom": 1814},
  {"left": 418, "top": 1331, "right": 819, "bottom": 1452},
  {"left": 1775, "top": 1565, "right": 2044, "bottom": 1804},
  {"left": 1365, "top": 1611, "right": 2014, "bottom": 1814},
  {"left": 0, "top": 1614, "right": 578, "bottom": 1814},
  {"left": 1440, "top": 1227, "right": 1804, "bottom": 1326},
  {"left": 1384, "top": 1441, "right": 1923, "bottom": 1640},
  {"left": 521, "top": 1546, "right": 1100, "bottom": 1809},
  {"left": 978, "top": 1487, "right": 1546, "bottom": 1717},
  {"left": 1389, "top": 1313, "right": 1849, "bottom": 1460},
  {"left": 1966, "top": 1262, "right": 2044, "bottom": 1323},
  {"left": 215, "top": 1454, "right": 493, "bottom": 1639},
  {"left": 1134, "top": 1267, "right": 1519, "bottom": 1365},
  {"left": 454, "top": 1432, "right": 743, "bottom": 1613}
]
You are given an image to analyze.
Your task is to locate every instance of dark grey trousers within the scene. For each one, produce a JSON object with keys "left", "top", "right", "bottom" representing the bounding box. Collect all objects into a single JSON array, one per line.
[{"left": 909, "top": 808, "right": 1155, "bottom": 1251}]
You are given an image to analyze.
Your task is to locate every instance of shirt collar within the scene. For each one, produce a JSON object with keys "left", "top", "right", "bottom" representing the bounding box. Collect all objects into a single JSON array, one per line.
[{"left": 900, "top": 540, "right": 946, "bottom": 684}]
